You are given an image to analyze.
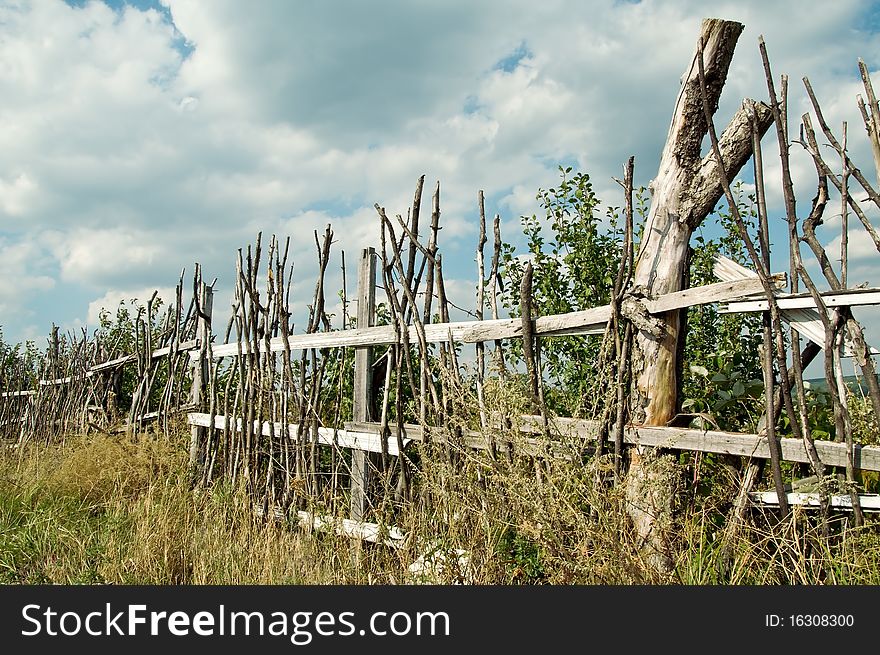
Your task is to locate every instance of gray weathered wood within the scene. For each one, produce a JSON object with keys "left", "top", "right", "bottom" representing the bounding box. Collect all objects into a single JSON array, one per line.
[
  {"left": 514, "top": 414, "right": 880, "bottom": 472},
  {"left": 643, "top": 274, "right": 785, "bottom": 313},
  {"left": 750, "top": 491, "right": 880, "bottom": 512},
  {"left": 187, "top": 412, "right": 406, "bottom": 455},
  {"left": 188, "top": 280, "right": 213, "bottom": 472},
  {"left": 200, "top": 276, "right": 782, "bottom": 358},
  {"left": 252, "top": 503, "right": 407, "bottom": 547},
  {"left": 721, "top": 287, "right": 880, "bottom": 312},
  {"left": 9, "top": 339, "right": 202, "bottom": 391},
  {"left": 296, "top": 511, "right": 408, "bottom": 547},
  {"left": 0, "top": 390, "right": 36, "bottom": 398},
  {"left": 713, "top": 255, "right": 877, "bottom": 356},
  {"left": 90, "top": 339, "right": 199, "bottom": 372},
  {"left": 192, "top": 400, "right": 880, "bottom": 472},
  {"left": 344, "top": 420, "right": 565, "bottom": 459},
  {"left": 350, "top": 248, "right": 378, "bottom": 522}
]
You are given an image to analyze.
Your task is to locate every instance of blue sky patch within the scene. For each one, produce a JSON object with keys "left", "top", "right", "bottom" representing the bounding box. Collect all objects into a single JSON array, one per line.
[
  {"left": 65, "top": 0, "right": 194, "bottom": 58},
  {"left": 493, "top": 41, "right": 533, "bottom": 73},
  {"left": 463, "top": 95, "right": 482, "bottom": 115}
]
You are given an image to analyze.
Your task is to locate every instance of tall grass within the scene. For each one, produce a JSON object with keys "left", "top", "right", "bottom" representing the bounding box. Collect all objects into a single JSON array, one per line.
[
  {"left": 1, "top": 422, "right": 878, "bottom": 584},
  {"left": 0, "top": 428, "right": 377, "bottom": 584}
]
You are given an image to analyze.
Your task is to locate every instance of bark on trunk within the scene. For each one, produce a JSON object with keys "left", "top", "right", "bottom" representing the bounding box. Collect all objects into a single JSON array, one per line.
[{"left": 625, "top": 18, "right": 774, "bottom": 574}]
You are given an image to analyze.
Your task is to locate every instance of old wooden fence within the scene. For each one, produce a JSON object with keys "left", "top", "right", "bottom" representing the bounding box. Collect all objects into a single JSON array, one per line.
[
  {"left": 2, "top": 239, "right": 880, "bottom": 549},
  {"left": 7, "top": 18, "right": 880, "bottom": 542}
]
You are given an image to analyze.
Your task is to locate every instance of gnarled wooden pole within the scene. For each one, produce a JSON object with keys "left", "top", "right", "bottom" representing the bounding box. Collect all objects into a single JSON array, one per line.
[{"left": 625, "top": 18, "right": 773, "bottom": 573}]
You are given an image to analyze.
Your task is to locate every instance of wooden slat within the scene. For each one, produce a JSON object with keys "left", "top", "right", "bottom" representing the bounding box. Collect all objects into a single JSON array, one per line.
[
  {"left": 713, "top": 254, "right": 756, "bottom": 281},
  {"left": 350, "top": 247, "right": 378, "bottom": 522},
  {"left": 39, "top": 376, "right": 75, "bottom": 386},
  {"left": 204, "top": 275, "right": 787, "bottom": 359},
  {"left": 296, "top": 511, "right": 408, "bottom": 548},
  {"left": 644, "top": 274, "right": 785, "bottom": 314},
  {"left": 515, "top": 414, "right": 880, "bottom": 471},
  {"left": 187, "top": 412, "right": 407, "bottom": 455},
  {"left": 35, "top": 339, "right": 201, "bottom": 385},
  {"left": 344, "top": 414, "right": 880, "bottom": 472},
  {"left": 345, "top": 420, "right": 573, "bottom": 459},
  {"left": 253, "top": 504, "right": 407, "bottom": 547},
  {"left": 204, "top": 316, "right": 603, "bottom": 358},
  {"left": 0, "top": 339, "right": 201, "bottom": 396},
  {"left": 778, "top": 307, "right": 826, "bottom": 345},
  {"left": 750, "top": 491, "right": 880, "bottom": 512},
  {"left": 0, "top": 390, "right": 36, "bottom": 398},
  {"left": 711, "top": 255, "right": 873, "bottom": 355},
  {"left": 721, "top": 288, "right": 880, "bottom": 312},
  {"left": 91, "top": 339, "right": 199, "bottom": 372}
]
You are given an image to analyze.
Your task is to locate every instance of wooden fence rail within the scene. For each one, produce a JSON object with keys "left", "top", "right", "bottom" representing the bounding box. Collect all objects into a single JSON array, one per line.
[
  {"left": 197, "top": 273, "right": 786, "bottom": 358},
  {"left": 187, "top": 411, "right": 880, "bottom": 472},
  {"left": 0, "top": 339, "right": 200, "bottom": 399},
  {"left": 193, "top": 273, "right": 880, "bottom": 360}
]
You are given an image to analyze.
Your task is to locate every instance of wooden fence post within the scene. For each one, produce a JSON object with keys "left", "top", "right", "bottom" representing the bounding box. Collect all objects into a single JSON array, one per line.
[
  {"left": 49, "top": 325, "right": 59, "bottom": 379},
  {"left": 350, "top": 248, "right": 377, "bottom": 522},
  {"left": 189, "top": 276, "right": 213, "bottom": 477}
]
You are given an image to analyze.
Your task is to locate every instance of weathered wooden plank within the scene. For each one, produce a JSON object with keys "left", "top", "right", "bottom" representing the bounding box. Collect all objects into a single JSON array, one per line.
[
  {"left": 721, "top": 288, "right": 880, "bottom": 312},
  {"left": 711, "top": 255, "right": 873, "bottom": 355},
  {"left": 344, "top": 420, "right": 571, "bottom": 459},
  {"left": 203, "top": 275, "right": 784, "bottom": 359},
  {"left": 347, "top": 420, "right": 485, "bottom": 451},
  {"left": 533, "top": 306, "right": 612, "bottom": 334},
  {"left": 89, "top": 355, "right": 136, "bottom": 372},
  {"left": 778, "top": 307, "right": 826, "bottom": 345},
  {"left": 296, "top": 511, "right": 408, "bottom": 548},
  {"left": 187, "top": 412, "right": 406, "bottom": 455},
  {"left": 750, "top": 491, "right": 880, "bottom": 512},
  {"left": 644, "top": 273, "right": 785, "bottom": 314},
  {"left": 350, "top": 248, "right": 379, "bottom": 522},
  {"left": 39, "top": 376, "right": 75, "bottom": 386},
  {"left": 252, "top": 503, "right": 407, "bottom": 547},
  {"left": 205, "top": 325, "right": 392, "bottom": 357},
  {"left": 515, "top": 414, "right": 880, "bottom": 471},
  {"left": 189, "top": 281, "right": 213, "bottom": 471},
  {"left": 204, "top": 314, "right": 608, "bottom": 358},
  {"left": 350, "top": 413, "right": 880, "bottom": 472},
  {"left": 749, "top": 302, "right": 877, "bottom": 356},
  {"left": 0, "top": 390, "right": 36, "bottom": 398},
  {"left": 91, "top": 339, "right": 199, "bottom": 372},
  {"left": 28, "top": 338, "right": 202, "bottom": 388}
]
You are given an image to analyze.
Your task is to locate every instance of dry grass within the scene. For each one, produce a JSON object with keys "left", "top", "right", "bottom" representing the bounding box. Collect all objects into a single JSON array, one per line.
[{"left": 0, "top": 429, "right": 367, "bottom": 584}]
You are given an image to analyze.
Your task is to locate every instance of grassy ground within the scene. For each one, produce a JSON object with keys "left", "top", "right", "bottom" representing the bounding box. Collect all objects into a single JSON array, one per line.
[{"left": 2, "top": 426, "right": 879, "bottom": 584}]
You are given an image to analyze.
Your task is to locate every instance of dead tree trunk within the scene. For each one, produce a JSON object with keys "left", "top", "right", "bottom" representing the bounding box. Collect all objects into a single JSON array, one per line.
[{"left": 625, "top": 18, "right": 773, "bottom": 573}]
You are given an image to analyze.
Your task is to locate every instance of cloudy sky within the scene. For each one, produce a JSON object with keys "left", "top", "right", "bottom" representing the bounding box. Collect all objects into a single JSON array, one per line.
[{"left": 1, "top": 0, "right": 879, "bottom": 369}]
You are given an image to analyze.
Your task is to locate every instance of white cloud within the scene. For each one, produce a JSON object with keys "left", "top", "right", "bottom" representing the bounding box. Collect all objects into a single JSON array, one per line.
[
  {"left": 50, "top": 227, "right": 165, "bottom": 286},
  {"left": 0, "top": 173, "right": 38, "bottom": 218},
  {"left": 86, "top": 286, "right": 177, "bottom": 326},
  {"left": 0, "top": 237, "right": 55, "bottom": 318},
  {"left": 824, "top": 223, "right": 880, "bottom": 280}
]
